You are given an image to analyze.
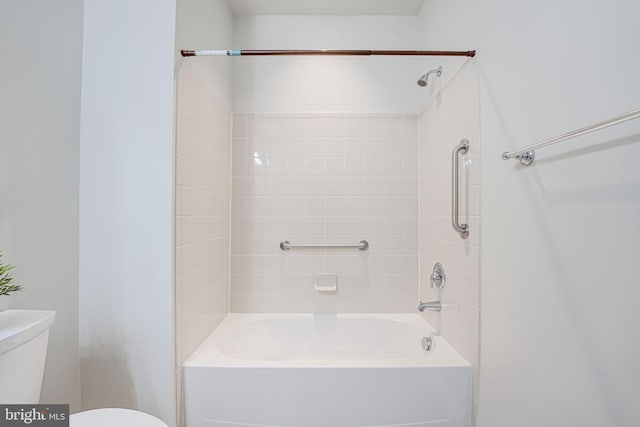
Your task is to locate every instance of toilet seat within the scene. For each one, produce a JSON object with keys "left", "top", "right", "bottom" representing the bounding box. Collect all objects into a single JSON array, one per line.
[{"left": 70, "top": 408, "right": 168, "bottom": 427}]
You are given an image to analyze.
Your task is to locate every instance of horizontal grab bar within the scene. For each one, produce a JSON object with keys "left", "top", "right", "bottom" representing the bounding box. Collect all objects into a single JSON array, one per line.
[{"left": 279, "top": 240, "right": 369, "bottom": 251}]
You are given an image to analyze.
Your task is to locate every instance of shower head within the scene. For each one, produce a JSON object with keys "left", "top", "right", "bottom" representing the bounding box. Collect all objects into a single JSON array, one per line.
[{"left": 417, "top": 66, "right": 442, "bottom": 87}]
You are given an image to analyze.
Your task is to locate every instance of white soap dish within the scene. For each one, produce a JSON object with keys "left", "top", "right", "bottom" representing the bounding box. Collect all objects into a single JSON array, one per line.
[{"left": 314, "top": 273, "right": 337, "bottom": 293}]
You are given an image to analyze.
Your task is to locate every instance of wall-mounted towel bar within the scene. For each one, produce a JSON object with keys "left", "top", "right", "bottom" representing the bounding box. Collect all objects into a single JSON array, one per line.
[
  {"left": 280, "top": 240, "right": 369, "bottom": 251},
  {"left": 502, "top": 108, "right": 640, "bottom": 166}
]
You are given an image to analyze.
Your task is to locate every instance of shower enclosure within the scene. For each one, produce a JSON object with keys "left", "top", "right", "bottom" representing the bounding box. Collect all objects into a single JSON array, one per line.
[{"left": 175, "top": 4, "right": 480, "bottom": 427}]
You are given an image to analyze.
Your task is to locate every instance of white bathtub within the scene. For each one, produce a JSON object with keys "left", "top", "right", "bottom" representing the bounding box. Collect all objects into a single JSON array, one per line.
[{"left": 184, "top": 313, "right": 471, "bottom": 427}]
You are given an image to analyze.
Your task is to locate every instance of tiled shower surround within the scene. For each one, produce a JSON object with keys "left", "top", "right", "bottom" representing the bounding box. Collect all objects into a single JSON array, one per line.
[
  {"left": 419, "top": 61, "right": 480, "bottom": 423},
  {"left": 175, "top": 63, "right": 231, "bottom": 367},
  {"left": 231, "top": 113, "right": 419, "bottom": 312}
]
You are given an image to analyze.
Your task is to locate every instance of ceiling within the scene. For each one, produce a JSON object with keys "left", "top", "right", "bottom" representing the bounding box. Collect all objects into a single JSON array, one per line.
[{"left": 226, "top": 0, "right": 426, "bottom": 16}]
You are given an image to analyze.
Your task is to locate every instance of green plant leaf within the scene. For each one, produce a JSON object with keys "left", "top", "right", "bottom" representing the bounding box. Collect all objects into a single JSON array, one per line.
[{"left": 0, "top": 251, "right": 23, "bottom": 296}]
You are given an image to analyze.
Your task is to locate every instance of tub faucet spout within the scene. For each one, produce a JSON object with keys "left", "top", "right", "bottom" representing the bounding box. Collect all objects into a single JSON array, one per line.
[{"left": 418, "top": 301, "right": 441, "bottom": 312}]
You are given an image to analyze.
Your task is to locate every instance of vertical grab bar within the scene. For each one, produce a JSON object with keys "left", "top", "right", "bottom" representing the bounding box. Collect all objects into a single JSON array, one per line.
[{"left": 452, "top": 139, "right": 469, "bottom": 238}]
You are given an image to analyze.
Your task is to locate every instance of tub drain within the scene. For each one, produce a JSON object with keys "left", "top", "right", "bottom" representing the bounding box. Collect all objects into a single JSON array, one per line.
[{"left": 421, "top": 336, "right": 433, "bottom": 352}]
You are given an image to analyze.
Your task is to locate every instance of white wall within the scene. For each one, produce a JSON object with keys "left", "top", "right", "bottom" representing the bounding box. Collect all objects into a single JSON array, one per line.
[
  {"left": 0, "top": 0, "right": 83, "bottom": 411},
  {"left": 231, "top": 113, "right": 419, "bottom": 312},
  {"left": 232, "top": 15, "right": 438, "bottom": 113},
  {"left": 174, "top": 1, "right": 233, "bottom": 425},
  {"left": 419, "top": 60, "right": 480, "bottom": 424},
  {"left": 79, "top": 0, "right": 177, "bottom": 424},
  {"left": 422, "top": 1, "right": 640, "bottom": 426}
]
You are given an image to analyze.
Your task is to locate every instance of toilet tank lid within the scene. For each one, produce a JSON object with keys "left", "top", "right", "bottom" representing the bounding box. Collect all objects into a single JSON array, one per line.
[
  {"left": 70, "top": 408, "right": 168, "bottom": 427},
  {"left": 0, "top": 310, "right": 55, "bottom": 355}
]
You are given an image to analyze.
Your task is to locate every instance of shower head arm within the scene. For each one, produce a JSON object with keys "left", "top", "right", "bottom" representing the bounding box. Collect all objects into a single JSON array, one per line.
[
  {"left": 417, "top": 66, "right": 443, "bottom": 87},
  {"left": 424, "top": 66, "right": 443, "bottom": 80}
]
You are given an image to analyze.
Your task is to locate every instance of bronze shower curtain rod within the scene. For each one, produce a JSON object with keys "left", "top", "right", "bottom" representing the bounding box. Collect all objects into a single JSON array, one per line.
[{"left": 180, "top": 49, "right": 476, "bottom": 57}]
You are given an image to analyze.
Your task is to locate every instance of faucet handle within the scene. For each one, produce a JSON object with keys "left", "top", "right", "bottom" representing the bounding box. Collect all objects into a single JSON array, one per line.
[{"left": 430, "top": 262, "right": 446, "bottom": 289}]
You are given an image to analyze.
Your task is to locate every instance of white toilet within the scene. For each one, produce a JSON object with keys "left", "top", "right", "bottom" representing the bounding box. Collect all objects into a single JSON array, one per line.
[
  {"left": 0, "top": 309, "right": 168, "bottom": 427},
  {"left": 70, "top": 408, "right": 168, "bottom": 427},
  {"left": 0, "top": 309, "right": 56, "bottom": 403}
]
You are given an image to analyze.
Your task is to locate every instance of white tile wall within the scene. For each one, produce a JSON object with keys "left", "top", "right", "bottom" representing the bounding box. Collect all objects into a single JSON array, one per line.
[
  {"left": 175, "top": 62, "right": 230, "bottom": 368},
  {"left": 231, "top": 113, "right": 419, "bottom": 313},
  {"left": 418, "top": 61, "right": 480, "bottom": 424}
]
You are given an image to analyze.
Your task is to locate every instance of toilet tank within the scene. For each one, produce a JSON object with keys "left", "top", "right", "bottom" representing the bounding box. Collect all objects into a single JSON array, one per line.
[{"left": 0, "top": 309, "right": 56, "bottom": 403}]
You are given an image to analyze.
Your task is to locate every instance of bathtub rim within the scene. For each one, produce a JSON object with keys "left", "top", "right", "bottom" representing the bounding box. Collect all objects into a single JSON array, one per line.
[{"left": 183, "top": 313, "right": 470, "bottom": 369}]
